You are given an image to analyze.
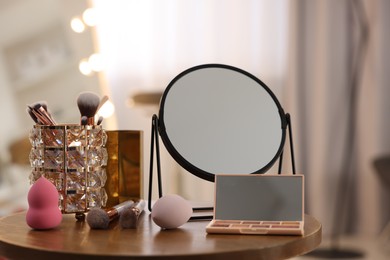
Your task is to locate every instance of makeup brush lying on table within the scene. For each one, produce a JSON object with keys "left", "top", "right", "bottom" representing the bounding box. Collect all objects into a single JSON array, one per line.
[
  {"left": 119, "top": 200, "right": 146, "bottom": 229},
  {"left": 77, "top": 91, "right": 101, "bottom": 125},
  {"left": 86, "top": 200, "right": 134, "bottom": 229}
]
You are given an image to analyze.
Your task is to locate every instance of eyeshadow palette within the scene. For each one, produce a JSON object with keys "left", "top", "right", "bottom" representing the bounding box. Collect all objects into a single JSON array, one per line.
[
  {"left": 207, "top": 220, "right": 303, "bottom": 235},
  {"left": 206, "top": 174, "right": 304, "bottom": 236}
]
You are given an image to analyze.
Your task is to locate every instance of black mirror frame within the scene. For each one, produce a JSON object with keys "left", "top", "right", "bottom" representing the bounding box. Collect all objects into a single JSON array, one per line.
[{"left": 158, "top": 63, "right": 288, "bottom": 182}]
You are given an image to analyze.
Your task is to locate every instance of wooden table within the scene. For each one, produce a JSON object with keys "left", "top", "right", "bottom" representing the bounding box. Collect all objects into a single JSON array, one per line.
[{"left": 0, "top": 212, "right": 321, "bottom": 260}]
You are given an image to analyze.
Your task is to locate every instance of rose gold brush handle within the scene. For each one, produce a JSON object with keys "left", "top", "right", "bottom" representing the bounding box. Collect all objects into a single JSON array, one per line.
[
  {"left": 35, "top": 106, "right": 56, "bottom": 125},
  {"left": 106, "top": 200, "right": 135, "bottom": 221}
]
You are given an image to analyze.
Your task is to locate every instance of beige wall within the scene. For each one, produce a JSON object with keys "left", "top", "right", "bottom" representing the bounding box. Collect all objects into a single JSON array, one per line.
[{"left": 0, "top": 0, "right": 100, "bottom": 160}]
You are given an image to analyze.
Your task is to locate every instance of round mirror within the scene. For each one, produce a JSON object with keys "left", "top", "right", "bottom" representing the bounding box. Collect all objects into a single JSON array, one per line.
[{"left": 158, "top": 64, "right": 287, "bottom": 182}]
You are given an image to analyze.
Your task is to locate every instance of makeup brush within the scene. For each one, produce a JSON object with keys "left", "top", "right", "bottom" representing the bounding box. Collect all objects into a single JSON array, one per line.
[
  {"left": 27, "top": 105, "right": 52, "bottom": 125},
  {"left": 119, "top": 200, "right": 146, "bottom": 229},
  {"left": 77, "top": 92, "right": 100, "bottom": 125},
  {"left": 33, "top": 101, "right": 48, "bottom": 111},
  {"left": 27, "top": 107, "right": 39, "bottom": 124},
  {"left": 33, "top": 103, "right": 56, "bottom": 125},
  {"left": 86, "top": 200, "right": 134, "bottom": 229},
  {"left": 80, "top": 116, "right": 88, "bottom": 126},
  {"left": 97, "top": 116, "right": 104, "bottom": 125},
  {"left": 32, "top": 101, "right": 56, "bottom": 121},
  {"left": 27, "top": 101, "right": 56, "bottom": 125}
]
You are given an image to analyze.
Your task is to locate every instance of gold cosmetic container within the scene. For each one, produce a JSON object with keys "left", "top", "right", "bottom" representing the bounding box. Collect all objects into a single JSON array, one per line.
[{"left": 105, "top": 130, "right": 143, "bottom": 208}]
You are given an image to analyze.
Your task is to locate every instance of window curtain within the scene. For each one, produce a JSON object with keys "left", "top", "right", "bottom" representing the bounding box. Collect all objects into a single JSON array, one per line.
[{"left": 284, "top": 0, "right": 390, "bottom": 237}]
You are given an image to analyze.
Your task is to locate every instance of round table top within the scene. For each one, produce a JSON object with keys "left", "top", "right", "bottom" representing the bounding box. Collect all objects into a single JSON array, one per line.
[{"left": 0, "top": 212, "right": 321, "bottom": 260}]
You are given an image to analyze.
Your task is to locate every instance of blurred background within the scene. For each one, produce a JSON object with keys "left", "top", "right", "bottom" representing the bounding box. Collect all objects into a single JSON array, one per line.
[{"left": 0, "top": 0, "right": 389, "bottom": 258}]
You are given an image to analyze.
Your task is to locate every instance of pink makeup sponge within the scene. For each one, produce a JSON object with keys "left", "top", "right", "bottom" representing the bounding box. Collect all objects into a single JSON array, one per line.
[
  {"left": 151, "top": 194, "right": 192, "bottom": 229},
  {"left": 26, "top": 176, "right": 62, "bottom": 230}
]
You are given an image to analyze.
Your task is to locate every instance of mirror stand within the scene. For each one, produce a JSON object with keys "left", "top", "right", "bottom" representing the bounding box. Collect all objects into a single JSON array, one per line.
[
  {"left": 277, "top": 113, "right": 297, "bottom": 175},
  {"left": 147, "top": 114, "right": 213, "bottom": 219},
  {"left": 148, "top": 113, "right": 297, "bottom": 215},
  {"left": 148, "top": 114, "right": 162, "bottom": 212}
]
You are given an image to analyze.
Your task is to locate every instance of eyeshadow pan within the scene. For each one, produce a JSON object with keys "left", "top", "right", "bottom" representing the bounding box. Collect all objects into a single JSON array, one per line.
[
  {"left": 231, "top": 224, "right": 250, "bottom": 228},
  {"left": 271, "top": 225, "right": 299, "bottom": 228},
  {"left": 242, "top": 221, "right": 261, "bottom": 224},
  {"left": 211, "top": 224, "right": 230, "bottom": 228},
  {"left": 251, "top": 224, "right": 270, "bottom": 228},
  {"left": 262, "top": 221, "right": 280, "bottom": 224}
]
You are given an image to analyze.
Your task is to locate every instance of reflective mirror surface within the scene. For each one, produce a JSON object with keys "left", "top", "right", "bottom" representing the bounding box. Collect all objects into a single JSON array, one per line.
[{"left": 159, "top": 64, "right": 286, "bottom": 181}]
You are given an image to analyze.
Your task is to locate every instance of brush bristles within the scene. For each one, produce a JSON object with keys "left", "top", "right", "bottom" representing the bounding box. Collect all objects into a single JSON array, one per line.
[
  {"left": 119, "top": 208, "right": 138, "bottom": 229},
  {"left": 32, "top": 101, "right": 48, "bottom": 111},
  {"left": 27, "top": 108, "right": 38, "bottom": 124},
  {"left": 97, "top": 116, "right": 104, "bottom": 125},
  {"left": 81, "top": 116, "right": 88, "bottom": 125},
  {"left": 77, "top": 92, "right": 100, "bottom": 119},
  {"left": 86, "top": 208, "right": 110, "bottom": 229}
]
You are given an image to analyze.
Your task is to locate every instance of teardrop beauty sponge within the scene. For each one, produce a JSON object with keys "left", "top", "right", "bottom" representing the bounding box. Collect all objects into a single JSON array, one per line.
[
  {"left": 26, "top": 176, "right": 62, "bottom": 230},
  {"left": 151, "top": 194, "right": 192, "bottom": 229}
]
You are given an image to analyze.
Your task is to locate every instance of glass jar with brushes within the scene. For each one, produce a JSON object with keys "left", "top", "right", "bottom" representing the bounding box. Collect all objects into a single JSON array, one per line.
[{"left": 29, "top": 124, "right": 108, "bottom": 219}]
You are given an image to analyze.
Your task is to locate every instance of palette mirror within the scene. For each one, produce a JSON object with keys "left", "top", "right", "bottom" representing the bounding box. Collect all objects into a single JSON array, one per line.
[{"left": 153, "top": 64, "right": 293, "bottom": 182}]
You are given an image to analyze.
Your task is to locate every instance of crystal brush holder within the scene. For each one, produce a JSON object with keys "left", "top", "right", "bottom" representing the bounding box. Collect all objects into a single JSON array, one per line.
[{"left": 29, "top": 125, "right": 108, "bottom": 216}]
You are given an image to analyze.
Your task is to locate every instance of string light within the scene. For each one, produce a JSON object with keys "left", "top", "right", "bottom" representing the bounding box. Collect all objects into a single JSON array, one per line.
[
  {"left": 72, "top": 8, "right": 102, "bottom": 76},
  {"left": 79, "top": 59, "right": 93, "bottom": 76},
  {"left": 88, "top": 53, "right": 104, "bottom": 72},
  {"left": 70, "top": 17, "right": 85, "bottom": 33},
  {"left": 97, "top": 100, "right": 115, "bottom": 118},
  {"left": 82, "top": 8, "right": 98, "bottom": 27}
]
